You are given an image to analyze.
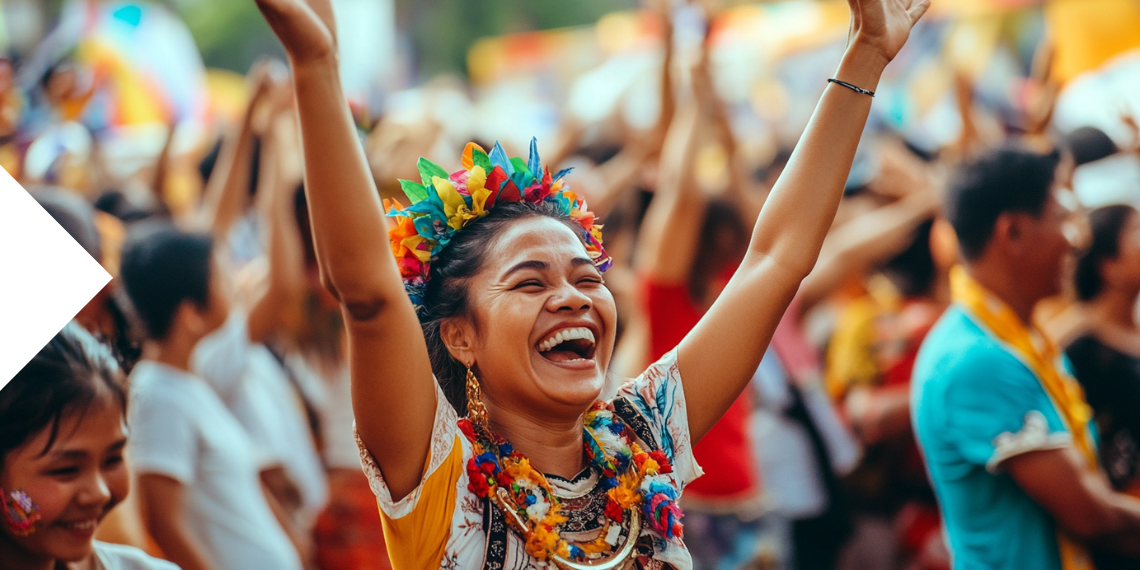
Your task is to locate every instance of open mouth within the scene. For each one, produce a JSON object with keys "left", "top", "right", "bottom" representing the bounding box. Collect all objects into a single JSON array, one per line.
[{"left": 536, "top": 327, "right": 597, "bottom": 364}]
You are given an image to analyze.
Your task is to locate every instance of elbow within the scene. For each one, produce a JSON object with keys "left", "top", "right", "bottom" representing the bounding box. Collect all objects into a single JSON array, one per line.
[
  {"left": 327, "top": 283, "right": 390, "bottom": 322},
  {"left": 316, "top": 266, "right": 395, "bottom": 322}
]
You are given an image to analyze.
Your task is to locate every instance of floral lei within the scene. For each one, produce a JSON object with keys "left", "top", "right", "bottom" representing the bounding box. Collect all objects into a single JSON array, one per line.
[
  {"left": 459, "top": 402, "right": 684, "bottom": 564},
  {"left": 385, "top": 138, "right": 612, "bottom": 315}
]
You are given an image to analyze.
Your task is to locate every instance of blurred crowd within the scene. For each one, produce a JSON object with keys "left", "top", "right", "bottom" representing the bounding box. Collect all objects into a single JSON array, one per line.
[{"left": 5, "top": 0, "right": 1140, "bottom": 570}]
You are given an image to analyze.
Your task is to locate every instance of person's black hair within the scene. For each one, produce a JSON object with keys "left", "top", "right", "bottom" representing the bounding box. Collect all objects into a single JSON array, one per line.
[
  {"left": 119, "top": 221, "right": 214, "bottom": 340},
  {"left": 0, "top": 324, "right": 127, "bottom": 467},
  {"left": 690, "top": 197, "right": 750, "bottom": 305},
  {"left": 418, "top": 202, "right": 588, "bottom": 414},
  {"left": 32, "top": 187, "right": 142, "bottom": 370},
  {"left": 1063, "top": 126, "right": 1119, "bottom": 168},
  {"left": 32, "top": 186, "right": 102, "bottom": 264},
  {"left": 945, "top": 145, "right": 1060, "bottom": 261},
  {"left": 882, "top": 218, "right": 937, "bottom": 298},
  {"left": 93, "top": 190, "right": 155, "bottom": 223},
  {"left": 1074, "top": 204, "right": 1136, "bottom": 301}
]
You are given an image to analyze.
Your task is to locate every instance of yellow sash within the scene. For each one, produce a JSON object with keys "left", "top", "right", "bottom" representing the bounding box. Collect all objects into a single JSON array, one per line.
[{"left": 950, "top": 266, "right": 1096, "bottom": 570}]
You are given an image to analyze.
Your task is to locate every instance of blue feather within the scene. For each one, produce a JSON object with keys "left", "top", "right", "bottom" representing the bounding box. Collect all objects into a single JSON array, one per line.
[
  {"left": 528, "top": 137, "right": 542, "bottom": 179},
  {"left": 490, "top": 142, "right": 514, "bottom": 176}
]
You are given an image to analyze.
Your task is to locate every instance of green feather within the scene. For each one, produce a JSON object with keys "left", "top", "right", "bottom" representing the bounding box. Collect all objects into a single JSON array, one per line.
[
  {"left": 399, "top": 179, "right": 429, "bottom": 204},
  {"left": 509, "top": 157, "right": 529, "bottom": 177},
  {"left": 472, "top": 148, "right": 492, "bottom": 172},
  {"left": 417, "top": 157, "right": 449, "bottom": 188}
]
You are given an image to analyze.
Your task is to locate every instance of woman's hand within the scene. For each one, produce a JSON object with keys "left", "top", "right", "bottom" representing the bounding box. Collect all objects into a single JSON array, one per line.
[
  {"left": 847, "top": 0, "right": 930, "bottom": 67},
  {"left": 254, "top": 0, "right": 337, "bottom": 66}
]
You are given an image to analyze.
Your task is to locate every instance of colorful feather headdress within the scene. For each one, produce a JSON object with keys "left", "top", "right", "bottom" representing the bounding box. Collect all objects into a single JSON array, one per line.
[{"left": 386, "top": 138, "right": 612, "bottom": 314}]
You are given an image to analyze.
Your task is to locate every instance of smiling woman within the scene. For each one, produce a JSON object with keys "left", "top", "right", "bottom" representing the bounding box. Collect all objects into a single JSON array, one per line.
[
  {"left": 252, "top": 0, "right": 930, "bottom": 566},
  {"left": 0, "top": 325, "right": 179, "bottom": 570}
]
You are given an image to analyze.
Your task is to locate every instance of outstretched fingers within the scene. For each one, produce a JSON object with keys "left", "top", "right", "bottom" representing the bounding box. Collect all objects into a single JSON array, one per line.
[{"left": 906, "top": 0, "right": 932, "bottom": 25}]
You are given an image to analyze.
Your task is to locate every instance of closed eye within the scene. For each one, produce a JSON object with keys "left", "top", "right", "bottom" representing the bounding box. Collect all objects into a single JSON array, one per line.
[
  {"left": 513, "top": 280, "right": 544, "bottom": 290},
  {"left": 48, "top": 466, "right": 81, "bottom": 478}
]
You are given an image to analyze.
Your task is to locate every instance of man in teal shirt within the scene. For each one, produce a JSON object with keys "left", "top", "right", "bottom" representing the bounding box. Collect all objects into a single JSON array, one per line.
[{"left": 912, "top": 146, "right": 1140, "bottom": 569}]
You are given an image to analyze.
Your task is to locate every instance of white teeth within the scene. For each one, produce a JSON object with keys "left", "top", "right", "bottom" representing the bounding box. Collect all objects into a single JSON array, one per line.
[
  {"left": 537, "top": 327, "right": 596, "bottom": 352},
  {"left": 61, "top": 519, "right": 97, "bottom": 530}
]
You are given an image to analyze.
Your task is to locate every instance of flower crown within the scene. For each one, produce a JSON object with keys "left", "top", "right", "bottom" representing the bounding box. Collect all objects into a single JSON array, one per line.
[{"left": 386, "top": 138, "right": 612, "bottom": 314}]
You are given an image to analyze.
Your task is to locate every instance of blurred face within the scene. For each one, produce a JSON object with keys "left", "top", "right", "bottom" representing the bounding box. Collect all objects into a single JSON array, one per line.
[
  {"left": 185, "top": 256, "right": 231, "bottom": 341},
  {"left": 1101, "top": 210, "right": 1140, "bottom": 295},
  {"left": 1018, "top": 189, "right": 1080, "bottom": 300},
  {"left": 446, "top": 217, "right": 617, "bottom": 420},
  {"left": 0, "top": 397, "right": 128, "bottom": 564}
]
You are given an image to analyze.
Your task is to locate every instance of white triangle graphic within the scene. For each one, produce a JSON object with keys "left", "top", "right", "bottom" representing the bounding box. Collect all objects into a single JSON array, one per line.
[{"left": 0, "top": 168, "right": 111, "bottom": 387}]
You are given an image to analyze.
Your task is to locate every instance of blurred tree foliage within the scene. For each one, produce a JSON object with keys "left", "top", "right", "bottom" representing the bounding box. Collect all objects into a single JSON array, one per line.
[
  {"left": 170, "top": 0, "right": 635, "bottom": 76},
  {"left": 400, "top": 0, "right": 637, "bottom": 77},
  {"left": 176, "top": 0, "right": 282, "bottom": 73}
]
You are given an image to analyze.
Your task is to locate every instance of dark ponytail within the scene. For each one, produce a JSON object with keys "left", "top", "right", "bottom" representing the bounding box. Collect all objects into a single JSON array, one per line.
[{"left": 1075, "top": 205, "right": 1136, "bottom": 301}]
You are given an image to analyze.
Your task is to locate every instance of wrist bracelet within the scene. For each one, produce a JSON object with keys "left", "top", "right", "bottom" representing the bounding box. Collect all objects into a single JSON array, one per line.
[{"left": 828, "top": 78, "right": 875, "bottom": 97}]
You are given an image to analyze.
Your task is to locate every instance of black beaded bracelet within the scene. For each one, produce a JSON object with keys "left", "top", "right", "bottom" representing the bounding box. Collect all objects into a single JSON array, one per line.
[{"left": 828, "top": 78, "right": 875, "bottom": 97}]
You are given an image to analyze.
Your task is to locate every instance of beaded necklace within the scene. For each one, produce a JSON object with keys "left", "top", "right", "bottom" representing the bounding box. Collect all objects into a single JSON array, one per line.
[{"left": 460, "top": 402, "right": 683, "bottom": 567}]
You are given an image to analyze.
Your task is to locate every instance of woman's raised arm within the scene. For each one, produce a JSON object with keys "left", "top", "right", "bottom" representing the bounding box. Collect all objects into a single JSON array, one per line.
[
  {"left": 678, "top": 0, "right": 930, "bottom": 441},
  {"left": 254, "top": 0, "right": 436, "bottom": 501}
]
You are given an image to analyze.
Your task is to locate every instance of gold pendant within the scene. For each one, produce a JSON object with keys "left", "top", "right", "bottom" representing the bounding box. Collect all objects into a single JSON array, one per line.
[{"left": 492, "top": 489, "right": 643, "bottom": 569}]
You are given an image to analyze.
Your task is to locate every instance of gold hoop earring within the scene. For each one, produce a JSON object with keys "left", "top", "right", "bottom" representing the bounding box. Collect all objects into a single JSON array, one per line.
[{"left": 465, "top": 366, "right": 489, "bottom": 433}]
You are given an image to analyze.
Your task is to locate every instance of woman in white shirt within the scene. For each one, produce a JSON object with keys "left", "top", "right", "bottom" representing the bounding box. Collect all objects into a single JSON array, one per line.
[{"left": 0, "top": 324, "right": 180, "bottom": 570}]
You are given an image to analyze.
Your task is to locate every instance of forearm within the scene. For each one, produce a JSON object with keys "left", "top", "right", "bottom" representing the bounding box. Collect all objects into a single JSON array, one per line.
[
  {"left": 263, "top": 481, "right": 311, "bottom": 562},
  {"left": 677, "top": 44, "right": 892, "bottom": 440},
  {"left": 146, "top": 517, "right": 215, "bottom": 570},
  {"left": 249, "top": 136, "right": 305, "bottom": 343},
  {"left": 1087, "top": 479, "right": 1140, "bottom": 557},
  {"left": 637, "top": 101, "right": 705, "bottom": 282},
  {"left": 799, "top": 186, "right": 939, "bottom": 313},
  {"left": 591, "top": 142, "right": 652, "bottom": 216},
  {"left": 291, "top": 58, "right": 404, "bottom": 311},
  {"left": 743, "top": 45, "right": 886, "bottom": 279},
  {"left": 202, "top": 110, "right": 256, "bottom": 236}
]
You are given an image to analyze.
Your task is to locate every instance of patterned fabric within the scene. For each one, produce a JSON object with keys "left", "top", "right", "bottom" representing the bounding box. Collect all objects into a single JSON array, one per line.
[{"left": 356, "top": 349, "right": 702, "bottom": 569}]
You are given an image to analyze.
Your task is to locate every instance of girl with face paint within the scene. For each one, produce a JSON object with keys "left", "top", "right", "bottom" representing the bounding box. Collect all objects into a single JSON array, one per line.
[{"left": 0, "top": 324, "right": 179, "bottom": 570}]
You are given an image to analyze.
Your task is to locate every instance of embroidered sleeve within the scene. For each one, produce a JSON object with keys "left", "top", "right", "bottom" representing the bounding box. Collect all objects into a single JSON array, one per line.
[
  {"left": 614, "top": 348, "right": 704, "bottom": 489},
  {"left": 986, "top": 411, "right": 1073, "bottom": 472},
  {"left": 355, "top": 381, "right": 461, "bottom": 517}
]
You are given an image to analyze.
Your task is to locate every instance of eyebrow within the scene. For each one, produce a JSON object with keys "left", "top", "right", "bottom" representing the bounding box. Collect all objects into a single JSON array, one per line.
[
  {"left": 503, "top": 257, "right": 595, "bottom": 278},
  {"left": 49, "top": 438, "right": 127, "bottom": 460},
  {"left": 504, "top": 260, "right": 548, "bottom": 277}
]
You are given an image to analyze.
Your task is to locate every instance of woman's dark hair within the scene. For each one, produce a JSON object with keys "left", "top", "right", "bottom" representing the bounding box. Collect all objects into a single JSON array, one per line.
[
  {"left": 119, "top": 222, "right": 214, "bottom": 340},
  {"left": 1075, "top": 205, "right": 1137, "bottom": 301},
  {"left": 32, "top": 187, "right": 102, "bottom": 262},
  {"left": 1062, "top": 126, "right": 1118, "bottom": 168},
  {"left": 690, "top": 197, "right": 750, "bottom": 305},
  {"left": 419, "top": 202, "right": 586, "bottom": 414},
  {"left": 0, "top": 324, "right": 127, "bottom": 467},
  {"left": 31, "top": 187, "right": 142, "bottom": 371},
  {"left": 883, "top": 218, "right": 937, "bottom": 298}
]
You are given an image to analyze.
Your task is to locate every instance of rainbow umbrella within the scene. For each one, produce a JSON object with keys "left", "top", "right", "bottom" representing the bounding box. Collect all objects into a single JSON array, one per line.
[{"left": 66, "top": 1, "right": 207, "bottom": 131}]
